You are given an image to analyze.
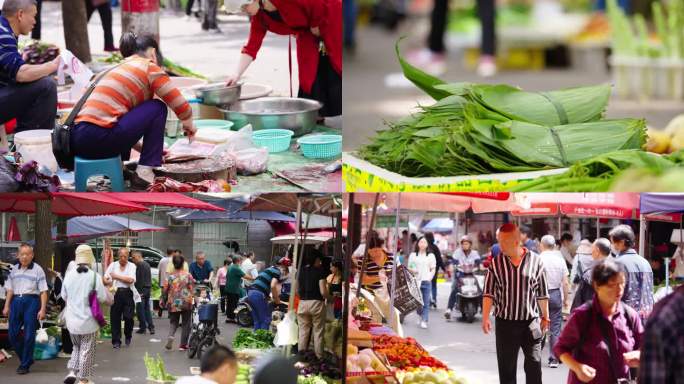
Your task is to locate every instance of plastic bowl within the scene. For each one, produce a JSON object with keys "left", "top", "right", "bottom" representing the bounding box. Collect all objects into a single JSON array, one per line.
[{"left": 194, "top": 119, "right": 234, "bottom": 130}]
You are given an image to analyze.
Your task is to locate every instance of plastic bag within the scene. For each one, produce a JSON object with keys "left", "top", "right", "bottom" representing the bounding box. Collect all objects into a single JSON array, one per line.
[
  {"left": 223, "top": 125, "right": 254, "bottom": 153},
  {"left": 274, "top": 311, "right": 298, "bottom": 346},
  {"left": 132, "top": 285, "right": 142, "bottom": 304},
  {"left": 57, "top": 49, "right": 93, "bottom": 97},
  {"left": 230, "top": 147, "right": 268, "bottom": 175},
  {"left": 35, "top": 327, "right": 48, "bottom": 344},
  {"left": 0, "top": 156, "right": 18, "bottom": 192}
]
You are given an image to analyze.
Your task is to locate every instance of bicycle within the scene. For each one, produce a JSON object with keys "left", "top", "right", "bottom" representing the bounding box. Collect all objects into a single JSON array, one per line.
[{"left": 187, "top": 285, "right": 220, "bottom": 359}]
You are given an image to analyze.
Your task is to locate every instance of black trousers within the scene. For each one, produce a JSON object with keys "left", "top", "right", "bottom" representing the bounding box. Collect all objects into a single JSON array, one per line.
[
  {"left": 219, "top": 285, "right": 227, "bottom": 313},
  {"left": 495, "top": 318, "right": 542, "bottom": 384},
  {"left": 225, "top": 293, "right": 240, "bottom": 320},
  {"left": 427, "top": 0, "right": 496, "bottom": 56},
  {"left": 85, "top": 0, "right": 115, "bottom": 49},
  {"left": 298, "top": 54, "right": 342, "bottom": 117},
  {"left": 110, "top": 288, "right": 135, "bottom": 345},
  {"left": 0, "top": 77, "right": 57, "bottom": 131},
  {"left": 186, "top": 0, "right": 200, "bottom": 16},
  {"left": 136, "top": 291, "right": 155, "bottom": 331}
]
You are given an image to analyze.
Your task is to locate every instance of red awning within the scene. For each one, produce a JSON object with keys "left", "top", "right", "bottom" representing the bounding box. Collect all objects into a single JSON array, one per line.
[
  {"left": 112, "top": 193, "right": 224, "bottom": 211},
  {"left": 511, "top": 202, "right": 560, "bottom": 216},
  {"left": 0, "top": 192, "right": 149, "bottom": 217},
  {"left": 440, "top": 192, "right": 511, "bottom": 201}
]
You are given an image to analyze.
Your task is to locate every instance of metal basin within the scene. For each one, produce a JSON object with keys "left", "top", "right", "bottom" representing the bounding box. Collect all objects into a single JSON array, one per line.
[
  {"left": 193, "top": 83, "right": 242, "bottom": 106},
  {"left": 220, "top": 97, "right": 322, "bottom": 136}
]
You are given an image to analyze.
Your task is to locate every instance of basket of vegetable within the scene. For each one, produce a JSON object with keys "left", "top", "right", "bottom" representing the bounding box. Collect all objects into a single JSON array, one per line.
[
  {"left": 372, "top": 335, "right": 447, "bottom": 370},
  {"left": 21, "top": 41, "right": 59, "bottom": 64}
]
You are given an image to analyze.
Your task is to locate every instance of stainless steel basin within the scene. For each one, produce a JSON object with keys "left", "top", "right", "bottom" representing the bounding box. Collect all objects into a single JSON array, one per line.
[
  {"left": 193, "top": 83, "right": 242, "bottom": 106},
  {"left": 220, "top": 97, "right": 322, "bottom": 136}
]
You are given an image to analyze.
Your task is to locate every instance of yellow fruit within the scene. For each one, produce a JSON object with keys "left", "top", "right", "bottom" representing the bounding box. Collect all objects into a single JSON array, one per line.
[
  {"left": 671, "top": 130, "right": 684, "bottom": 152},
  {"left": 646, "top": 129, "right": 672, "bottom": 154}
]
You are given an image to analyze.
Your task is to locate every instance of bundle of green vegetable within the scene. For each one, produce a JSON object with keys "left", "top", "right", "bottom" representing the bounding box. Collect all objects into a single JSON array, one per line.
[
  {"left": 144, "top": 353, "right": 176, "bottom": 382},
  {"left": 151, "top": 278, "right": 161, "bottom": 300},
  {"left": 358, "top": 42, "right": 647, "bottom": 177},
  {"left": 232, "top": 329, "right": 275, "bottom": 350},
  {"left": 510, "top": 149, "right": 684, "bottom": 191},
  {"left": 97, "top": 53, "right": 208, "bottom": 80}
]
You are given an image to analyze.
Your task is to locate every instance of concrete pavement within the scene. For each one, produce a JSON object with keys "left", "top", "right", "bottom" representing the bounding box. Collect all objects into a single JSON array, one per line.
[{"left": 401, "top": 281, "right": 570, "bottom": 383}]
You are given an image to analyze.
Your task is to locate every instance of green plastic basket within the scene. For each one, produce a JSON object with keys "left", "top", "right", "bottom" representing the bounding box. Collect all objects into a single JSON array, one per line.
[
  {"left": 194, "top": 119, "right": 234, "bottom": 130},
  {"left": 252, "top": 129, "right": 294, "bottom": 153},
  {"left": 297, "top": 135, "right": 343, "bottom": 159}
]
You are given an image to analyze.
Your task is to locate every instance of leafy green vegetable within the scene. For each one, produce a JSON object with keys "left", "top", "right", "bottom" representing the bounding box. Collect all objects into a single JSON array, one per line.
[
  {"left": 232, "top": 329, "right": 275, "bottom": 350},
  {"left": 298, "top": 375, "right": 329, "bottom": 384},
  {"left": 163, "top": 58, "right": 208, "bottom": 80},
  {"left": 510, "top": 150, "right": 684, "bottom": 192},
  {"left": 151, "top": 278, "right": 161, "bottom": 300},
  {"left": 358, "top": 41, "right": 647, "bottom": 178},
  {"left": 144, "top": 353, "right": 176, "bottom": 382}
]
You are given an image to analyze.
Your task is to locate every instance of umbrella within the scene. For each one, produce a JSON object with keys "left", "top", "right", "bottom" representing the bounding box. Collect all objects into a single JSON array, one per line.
[
  {"left": 52, "top": 215, "right": 167, "bottom": 241},
  {"left": 113, "top": 193, "right": 224, "bottom": 211},
  {"left": 7, "top": 216, "right": 20, "bottom": 241},
  {"left": 422, "top": 218, "right": 455, "bottom": 233},
  {"left": 167, "top": 198, "right": 294, "bottom": 222},
  {"left": 0, "top": 192, "right": 149, "bottom": 216}
]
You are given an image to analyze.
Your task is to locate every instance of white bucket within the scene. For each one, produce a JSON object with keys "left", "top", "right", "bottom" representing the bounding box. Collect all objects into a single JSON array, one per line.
[
  {"left": 14, "top": 129, "right": 59, "bottom": 172},
  {"left": 653, "top": 58, "right": 684, "bottom": 100}
]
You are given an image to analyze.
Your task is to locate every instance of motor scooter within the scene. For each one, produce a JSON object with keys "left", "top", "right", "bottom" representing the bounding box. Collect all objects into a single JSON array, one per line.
[{"left": 456, "top": 264, "right": 484, "bottom": 323}]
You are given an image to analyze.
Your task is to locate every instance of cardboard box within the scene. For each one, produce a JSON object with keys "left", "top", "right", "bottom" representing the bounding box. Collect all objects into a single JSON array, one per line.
[{"left": 343, "top": 152, "right": 569, "bottom": 192}]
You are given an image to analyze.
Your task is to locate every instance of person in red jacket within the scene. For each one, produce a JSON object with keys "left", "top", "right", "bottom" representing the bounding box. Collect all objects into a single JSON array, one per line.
[{"left": 226, "top": 0, "right": 342, "bottom": 118}]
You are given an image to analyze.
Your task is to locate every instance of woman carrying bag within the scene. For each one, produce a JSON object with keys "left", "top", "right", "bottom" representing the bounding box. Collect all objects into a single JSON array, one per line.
[
  {"left": 61, "top": 245, "right": 114, "bottom": 384},
  {"left": 407, "top": 237, "right": 436, "bottom": 329}
]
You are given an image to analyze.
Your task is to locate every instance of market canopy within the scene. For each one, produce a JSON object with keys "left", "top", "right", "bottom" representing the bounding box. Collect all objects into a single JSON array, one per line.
[
  {"left": 52, "top": 215, "right": 166, "bottom": 240},
  {"left": 270, "top": 234, "right": 333, "bottom": 245},
  {"left": 348, "top": 192, "right": 521, "bottom": 213},
  {"left": 244, "top": 193, "right": 340, "bottom": 216},
  {"left": 168, "top": 198, "right": 295, "bottom": 222},
  {"left": 640, "top": 193, "right": 684, "bottom": 214},
  {"left": 0, "top": 192, "right": 149, "bottom": 216},
  {"left": 113, "top": 192, "right": 224, "bottom": 211}
]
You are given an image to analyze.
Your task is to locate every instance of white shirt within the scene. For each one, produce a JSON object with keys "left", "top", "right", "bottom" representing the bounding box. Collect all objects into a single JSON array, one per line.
[
  {"left": 159, "top": 257, "right": 171, "bottom": 283},
  {"left": 61, "top": 268, "right": 109, "bottom": 335},
  {"left": 6, "top": 262, "right": 49, "bottom": 295},
  {"left": 540, "top": 250, "right": 568, "bottom": 292},
  {"left": 175, "top": 376, "right": 218, "bottom": 384},
  {"left": 105, "top": 261, "right": 137, "bottom": 289},
  {"left": 407, "top": 252, "right": 436, "bottom": 282},
  {"left": 241, "top": 258, "right": 258, "bottom": 285},
  {"left": 452, "top": 249, "right": 481, "bottom": 267},
  {"left": 673, "top": 246, "right": 684, "bottom": 278}
]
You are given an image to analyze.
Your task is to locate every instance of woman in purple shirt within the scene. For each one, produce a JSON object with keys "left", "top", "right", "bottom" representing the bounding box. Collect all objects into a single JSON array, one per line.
[{"left": 554, "top": 258, "right": 643, "bottom": 384}]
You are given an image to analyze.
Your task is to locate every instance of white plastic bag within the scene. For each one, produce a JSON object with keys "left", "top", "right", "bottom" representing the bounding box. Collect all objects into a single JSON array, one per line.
[
  {"left": 35, "top": 326, "right": 48, "bottom": 344},
  {"left": 230, "top": 147, "right": 268, "bottom": 175},
  {"left": 274, "top": 311, "right": 298, "bottom": 346},
  {"left": 57, "top": 49, "right": 93, "bottom": 98},
  {"left": 223, "top": 125, "right": 254, "bottom": 153},
  {"left": 131, "top": 285, "right": 142, "bottom": 304}
]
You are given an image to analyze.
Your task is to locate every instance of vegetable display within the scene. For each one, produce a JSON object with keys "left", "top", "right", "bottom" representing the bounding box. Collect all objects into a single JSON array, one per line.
[
  {"left": 399, "top": 368, "right": 469, "bottom": 384},
  {"left": 372, "top": 335, "right": 447, "bottom": 370},
  {"left": 296, "top": 351, "right": 342, "bottom": 379},
  {"left": 297, "top": 375, "right": 329, "bottom": 384},
  {"left": 21, "top": 41, "right": 59, "bottom": 64},
  {"left": 358, "top": 42, "right": 646, "bottom": 178},
  {"left": 163, "top": 58, "right": 209, "bottom": 80},
  {"left": 232, "top": 329, "right": 275, "bottom": 350},
  {"left": 151, "top": 278, "right": 161, "bottom": 300},
  {"left": 143, "top": 353, "right": 176, "bottom": 382},
  {"left": 236, "top": 363, "right": 253, "bottom": 384}
]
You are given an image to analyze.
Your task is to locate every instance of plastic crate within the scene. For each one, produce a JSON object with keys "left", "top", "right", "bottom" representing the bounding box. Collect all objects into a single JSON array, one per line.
[
  {"left": 252, "top": 129, "right": 294, "bottom": 153},
  {"left": 297, "top": 134, "right": 343, "bottom": 159}
]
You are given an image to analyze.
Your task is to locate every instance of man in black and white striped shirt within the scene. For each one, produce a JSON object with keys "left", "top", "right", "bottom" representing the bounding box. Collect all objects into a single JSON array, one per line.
[{"left": 482, "top": 223, "right": 549, "bottom": 384}]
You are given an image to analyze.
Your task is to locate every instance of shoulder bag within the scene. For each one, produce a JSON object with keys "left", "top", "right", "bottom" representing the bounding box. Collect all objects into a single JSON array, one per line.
[{"left": 89, "top": 270, "right": 107, "bottom": 327}]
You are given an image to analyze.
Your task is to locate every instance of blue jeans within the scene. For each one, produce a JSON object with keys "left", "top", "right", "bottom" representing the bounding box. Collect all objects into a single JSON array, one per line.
[
  {"left": 136, "top": 293, "right": 155, "bottom": 331},
  {"left": 9, "top": 295, "right": 40, "bottom": 369},
  {"left": 247, "top": 289, "right": 271, "bottom": 331},
  {"left": 548, "top": 289, "right": 563, "bottom": 361},
  {"left": 417, "top": 281, "right": 431, "bottom": 323}
]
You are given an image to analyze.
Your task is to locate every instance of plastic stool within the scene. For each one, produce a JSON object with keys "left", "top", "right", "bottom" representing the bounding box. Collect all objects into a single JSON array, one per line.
[{"left": 74, "top": 156, "right": 124, "bottom": 192}]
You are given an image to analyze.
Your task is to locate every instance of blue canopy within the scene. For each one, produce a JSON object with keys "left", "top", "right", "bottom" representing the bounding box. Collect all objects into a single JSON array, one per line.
[
  {"left": 640, "top": 193, "right": 684, "bottom": 214},
  {"left": 168, "top": 198, "right": 295, "bottom": 222},
  {"left": 422, "top": 218, "right": 454, "bottom": 233},
  {"left": 52, "top": 215, "right": 166, "bottom": 240}
]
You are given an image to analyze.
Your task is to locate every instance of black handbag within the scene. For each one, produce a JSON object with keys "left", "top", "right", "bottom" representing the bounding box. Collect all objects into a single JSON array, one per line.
[{"left": 52, "top": 65, "right": 119, "bottom": 171}]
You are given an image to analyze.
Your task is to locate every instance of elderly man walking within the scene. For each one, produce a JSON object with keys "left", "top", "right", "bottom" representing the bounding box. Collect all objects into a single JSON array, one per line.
[
  {"left": 482, "top": 224, "right": 550, "bottom": 384},
  {"left": 538, "top": 235, "right": 569, "bottom": 368},
  {"left": 2, "top": 243, "right": 48, "bottom": 375},
  {"left": 190, "top": 251, "right": 214, "bottom": 287},
  {"left": 104, "top": 248, "right": 137, "bottom": 349},
  {"left": 609, "top": 224, "right": 654, "bottom": 321},
  {"left": 132, "top": 250, "right": 155, "bottom": 335}
]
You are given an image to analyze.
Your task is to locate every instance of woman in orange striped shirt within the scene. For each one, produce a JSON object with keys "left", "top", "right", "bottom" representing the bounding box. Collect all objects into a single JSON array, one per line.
[{"left": 71, "top": 32, "right": 197, "bottom": 189}]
